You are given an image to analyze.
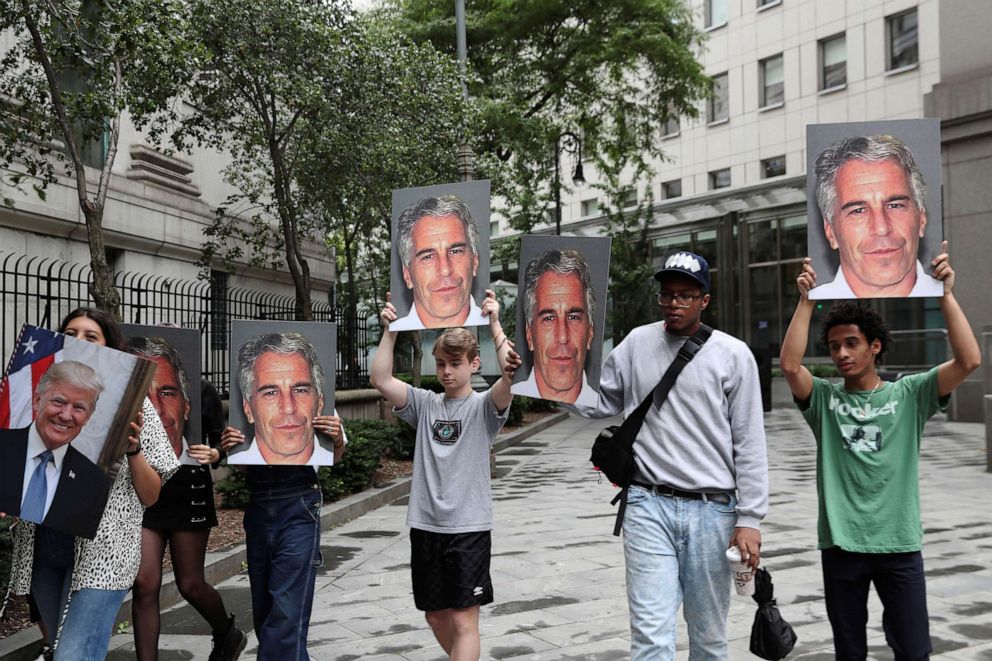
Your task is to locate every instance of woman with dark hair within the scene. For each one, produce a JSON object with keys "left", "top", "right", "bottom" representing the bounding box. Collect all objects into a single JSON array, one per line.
[
  {"left": 8, "top": 307, "right": 179, "bottom": 659},
  {"left": 57, "top": 306, "right": 127, "bottom": 353}
]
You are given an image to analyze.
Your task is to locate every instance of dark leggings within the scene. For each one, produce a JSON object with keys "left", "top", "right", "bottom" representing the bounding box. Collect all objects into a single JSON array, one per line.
[{"left": 131, "top": 527, "right": 230, "bottom": 661}]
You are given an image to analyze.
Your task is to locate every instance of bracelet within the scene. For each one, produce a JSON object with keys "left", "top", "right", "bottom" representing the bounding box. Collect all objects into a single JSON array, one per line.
[
  {"left": 126, "top": 442, "right": 142, "bottom": 457},
  {"left": 495, "top": 336, "right": 508, "bottom": 351}
]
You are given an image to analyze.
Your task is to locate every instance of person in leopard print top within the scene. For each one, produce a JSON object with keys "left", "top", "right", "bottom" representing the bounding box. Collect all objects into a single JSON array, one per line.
[{"left": 8, "top": 308, "right": 179, "bottom": 659}]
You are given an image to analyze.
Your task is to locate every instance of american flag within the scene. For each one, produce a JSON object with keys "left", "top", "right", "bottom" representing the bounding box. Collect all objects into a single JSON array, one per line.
[{"left": 0, "top": 325, "right": 65, "bottom": 428}]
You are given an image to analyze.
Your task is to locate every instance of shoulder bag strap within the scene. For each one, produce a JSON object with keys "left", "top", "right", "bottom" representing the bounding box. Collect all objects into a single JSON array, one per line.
[
  {"left": 609, "top": 324, "right": 713, "bottom": 536},
  {"left": 615, "top": 324, "right": 713, "bottom": 448}
]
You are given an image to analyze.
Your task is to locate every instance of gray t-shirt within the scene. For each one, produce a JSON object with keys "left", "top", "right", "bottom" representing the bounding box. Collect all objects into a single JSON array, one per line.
[{"left": 394, "top": 385, "right": 508, "bottom": 533}]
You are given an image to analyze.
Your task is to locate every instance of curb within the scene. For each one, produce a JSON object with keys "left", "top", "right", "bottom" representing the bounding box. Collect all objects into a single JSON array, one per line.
[{"left": 0, "top": 410, "right": 569, "bottom": 661}]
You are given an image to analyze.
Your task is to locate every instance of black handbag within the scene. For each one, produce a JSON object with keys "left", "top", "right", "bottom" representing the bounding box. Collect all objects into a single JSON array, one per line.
[
  {"left": 749, "top": 567, "right": 798, "bottom": 660},
  {"left": 590, "top": 324, "right": 712, "bottom": 536}
]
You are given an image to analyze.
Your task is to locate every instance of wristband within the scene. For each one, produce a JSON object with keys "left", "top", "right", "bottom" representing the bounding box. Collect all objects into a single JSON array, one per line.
[{"left": 126, "top": 442, "right": 142, "bottom": 457}]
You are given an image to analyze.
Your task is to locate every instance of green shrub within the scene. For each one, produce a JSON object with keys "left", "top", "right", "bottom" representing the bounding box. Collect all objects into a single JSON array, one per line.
[
  {"left": 215, "top": 468, "right": 250, "bottom": 509},
  {"left": 316, "top": 470, "right": 346, "bottom": 502},
  {"left": 215, "top": 419, "right": 403, "bottom": 508},
  {"left": 506, "top": 396, "right": 526, "bottom": 427},
  {"left": 322, "top": 420, "right": 389, "bottom": 497},
  {"left": 393, "top": 419, "right": 417, "bottom": 460}
]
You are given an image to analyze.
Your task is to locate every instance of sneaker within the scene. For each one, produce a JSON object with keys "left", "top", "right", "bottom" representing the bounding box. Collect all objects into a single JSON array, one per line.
[{"left": 208, "top": 614, "right": 247, "bottom": 661}]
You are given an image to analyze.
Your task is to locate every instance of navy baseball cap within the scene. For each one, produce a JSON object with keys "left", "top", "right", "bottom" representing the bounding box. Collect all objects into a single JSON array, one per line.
[{"left": 653, "top": 251, "right": 711, "bottom": 292}]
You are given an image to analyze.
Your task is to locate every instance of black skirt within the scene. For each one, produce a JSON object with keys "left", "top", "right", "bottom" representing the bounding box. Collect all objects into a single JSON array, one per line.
[{"left": 143, "top": 464, "right": 218, "bottom": 531}]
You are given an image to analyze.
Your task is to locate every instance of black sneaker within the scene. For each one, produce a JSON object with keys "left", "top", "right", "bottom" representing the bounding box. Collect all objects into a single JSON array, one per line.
[{"left": 208, "top": 614, "right": 247, "bottom": 661}]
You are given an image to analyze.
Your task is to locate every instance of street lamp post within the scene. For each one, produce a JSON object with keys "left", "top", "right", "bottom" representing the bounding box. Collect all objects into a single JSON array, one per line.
[{"left": 554, "top": 131, "right": 586, "bottom": 235}]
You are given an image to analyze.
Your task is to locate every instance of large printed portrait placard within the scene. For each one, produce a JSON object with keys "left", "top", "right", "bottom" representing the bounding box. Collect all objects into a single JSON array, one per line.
[
  {"left": 806, "top": 119, "right": 943, "bottom": 300},
  {"left": 389, "top": 180, "right": 491, "bottom": 331},
  {"left": 510, "top": 235, "right": 611, "bottom": 406},
  {"left": 227, "top": 320, "right": 337, "bottom": 467},
  {"left": 122, "top": 324, "right": 202, "bottom": 466},
  {"left": 0, "top": 325, "right": 154, "bottom": 538}
]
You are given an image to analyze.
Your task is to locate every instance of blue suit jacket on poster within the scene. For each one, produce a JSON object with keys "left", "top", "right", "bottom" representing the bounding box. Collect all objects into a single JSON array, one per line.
[{"left": 0, "top": 427, "right": 111, "bottom": 539}]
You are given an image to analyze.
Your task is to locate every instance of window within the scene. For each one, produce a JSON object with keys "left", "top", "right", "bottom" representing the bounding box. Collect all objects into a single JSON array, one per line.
[
  {"left": 708, "top": 73, "right": 729, "bottom": 123},
  {"left": 819, "top": 34, "right": 847, "bottom": 90},
  {"left": 662, "top": 179, "right": 682, "bottom": 199},
  {"left": 709, "top": 168, "right": 731, "bottom": 190},
  {"left": 490, "top": 221, "right": 499, "bottom": 237},
  {"left": 760, "top": 55, "right": 784, "bottom": 107},
  {"left": 622, "top": 188, "right": 638, "bottom": 208},
  {"left": 581, "top": 198, "right": 599, "bottom": 217},
  {"left": 662, "top": 115, "right": 679, "bottom": 137},
  {"left": 705, "top": 0, "right": 728, "bottom": 28},
  {"left": 887, "top": 9, "right": 918, "bottom": 70},
  {"left": 761, "top": 155, "right": 786, "bottom": 178}
]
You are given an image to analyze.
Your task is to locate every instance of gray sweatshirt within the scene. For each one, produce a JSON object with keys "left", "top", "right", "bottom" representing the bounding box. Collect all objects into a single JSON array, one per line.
[{"left": 573, "top": 322, "right": 768, "bottom": 529}]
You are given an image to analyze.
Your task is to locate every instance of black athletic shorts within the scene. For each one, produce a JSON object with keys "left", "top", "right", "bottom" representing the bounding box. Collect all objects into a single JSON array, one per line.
[{"left": 409, "top": 528, "right": 493, "bottom": 612}]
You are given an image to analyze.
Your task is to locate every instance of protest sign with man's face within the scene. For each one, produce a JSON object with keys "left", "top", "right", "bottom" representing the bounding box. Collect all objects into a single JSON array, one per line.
[
  {"left": 807, "top": 119, "right": 943, "bottom": 300},
  {"left": 511, "top": 236, "right": 611, "bottom": 406},
  {"left": 389, "top": 180, "right": 491, "bottom": 331},
  {"left": 123, "top": 325, "right": 202, "bottom": 465},
  {"left": 227, "top": 320, "right": 337, "bottom": 467}
]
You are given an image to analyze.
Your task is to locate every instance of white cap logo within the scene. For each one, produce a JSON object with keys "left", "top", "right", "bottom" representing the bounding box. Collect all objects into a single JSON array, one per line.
[{"left": 665, "top": 252, "right": 701, "bottom": 273}]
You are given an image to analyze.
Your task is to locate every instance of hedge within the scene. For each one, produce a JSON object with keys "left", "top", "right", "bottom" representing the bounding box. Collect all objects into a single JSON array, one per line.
[{"left": 216, "top": 418, "right": 408, "bottom": 508}]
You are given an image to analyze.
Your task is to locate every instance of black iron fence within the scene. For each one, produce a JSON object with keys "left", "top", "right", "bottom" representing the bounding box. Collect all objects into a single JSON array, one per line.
[{"left": 0, "top": 252, "right": 370, "bottom": 396}]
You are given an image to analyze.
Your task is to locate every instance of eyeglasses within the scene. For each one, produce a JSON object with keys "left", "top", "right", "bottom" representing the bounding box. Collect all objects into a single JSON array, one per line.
[{"left": 657, "top": 291, "right": 703, "bottom": 307}]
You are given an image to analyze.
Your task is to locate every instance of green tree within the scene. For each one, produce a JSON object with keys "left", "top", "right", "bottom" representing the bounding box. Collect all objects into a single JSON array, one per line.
[
  {"left": 175, "top": 0, "right": 352, "bottom": 320},
  {"left": 0, "top": 0, "right": 200, "bottom": 314},
  {"left": 381, "top": 0, "right": 710, "bottom": 233},
  {"left": 298, "top": 21, "right": 469, "bottom": 312},
  {"left": 595, "top": 157, "right": 657, "bottom": 343}
]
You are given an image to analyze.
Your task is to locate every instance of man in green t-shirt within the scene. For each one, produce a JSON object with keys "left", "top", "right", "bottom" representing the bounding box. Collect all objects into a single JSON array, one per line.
[{"left": 780, "top": 241, "right": 981, "bottom": 660}]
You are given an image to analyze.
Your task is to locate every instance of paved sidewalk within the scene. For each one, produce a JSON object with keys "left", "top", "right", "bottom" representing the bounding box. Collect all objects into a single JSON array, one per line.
[{"left": 106, "top": 408, "right": 992, "bottom": 660}]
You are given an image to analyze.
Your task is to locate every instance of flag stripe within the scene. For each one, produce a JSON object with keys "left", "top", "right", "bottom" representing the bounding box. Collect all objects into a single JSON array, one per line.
[{"left": 1, "top": 326, "right": 66, "bottom": 430}]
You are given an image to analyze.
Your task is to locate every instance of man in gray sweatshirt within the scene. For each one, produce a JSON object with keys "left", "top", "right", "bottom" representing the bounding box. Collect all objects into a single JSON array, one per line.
[{"left": 571, "top": 251, "right": 768, "bottom": 661}]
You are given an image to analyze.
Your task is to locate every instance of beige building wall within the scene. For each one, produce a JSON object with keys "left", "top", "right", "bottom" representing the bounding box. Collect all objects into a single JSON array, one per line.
[{"left": 0, "top": 83, "right": 334, "bottom": 295}]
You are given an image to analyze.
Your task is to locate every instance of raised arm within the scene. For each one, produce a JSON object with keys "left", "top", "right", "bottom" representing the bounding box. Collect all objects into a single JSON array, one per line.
[
  {"left": 369, "top": 294, "right": 409, "bottom": 410},
  {"left": 779, "top": 257, "right": 816, "bottom": 402},
  {"left": 481, "top": 289, "right": 513, "bottom": 372},
  {"left": 932, "top": 243, "right": 982, "bottom": 397},
  {"left": 490, "top": 348, "right": 521, "bottom": 413},
  {"left": 481, "top": 289, "right": 521, "bottom": 412}
]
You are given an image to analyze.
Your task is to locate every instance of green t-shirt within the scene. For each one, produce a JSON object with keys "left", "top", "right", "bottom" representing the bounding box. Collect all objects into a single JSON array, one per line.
[{"left": 799, "top": 367, "right": 947, "bottom": 553}]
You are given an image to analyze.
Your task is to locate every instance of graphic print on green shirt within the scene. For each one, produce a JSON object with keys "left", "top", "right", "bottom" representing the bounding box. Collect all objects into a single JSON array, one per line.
[{"left": 800, "top": 367, "right": 946, "bottom": 553}]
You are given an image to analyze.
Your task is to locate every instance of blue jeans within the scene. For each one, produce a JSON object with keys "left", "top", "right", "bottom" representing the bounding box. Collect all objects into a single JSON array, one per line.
[
  {"left": 622, "top": 485, "right": 738, "bottom": 661},
  {"left": 244, "top": 485, "right": 323, "bottom": 661},
  {"left": 53, "top": 587, "right": 129, "bottom": 660},
  {"left": 31, "top": 526, "right": 75, "bottom": 643}
]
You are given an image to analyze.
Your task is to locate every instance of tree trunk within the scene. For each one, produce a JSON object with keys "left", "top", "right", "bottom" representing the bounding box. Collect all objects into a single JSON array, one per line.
[
  {"left": 82, "top": 201, "right": 121, "bottom": 316},
  {"left": 20, "top": 3, "right": 120, "bottom": 316},
  {"left": 270, "top": 141, "right": 313, "bottom": 320},
  {"left": 343, "top": 226, "right": 357, "bottom": 308}
]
